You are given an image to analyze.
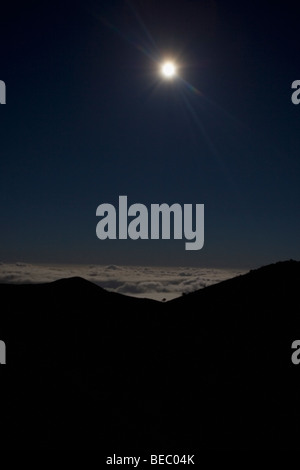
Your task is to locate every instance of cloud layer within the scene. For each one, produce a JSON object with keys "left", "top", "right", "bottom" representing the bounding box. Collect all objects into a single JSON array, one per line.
[{"left": 0, "top": 262, "right": 246, "bottom": 301}]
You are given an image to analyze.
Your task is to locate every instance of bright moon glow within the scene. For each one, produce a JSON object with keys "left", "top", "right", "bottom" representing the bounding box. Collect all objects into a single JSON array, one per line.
[{"left": 161, "top": 61, "right": 176, "bottom": 78}]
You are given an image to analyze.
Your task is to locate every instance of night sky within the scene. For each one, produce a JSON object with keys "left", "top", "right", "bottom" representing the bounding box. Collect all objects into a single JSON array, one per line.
[{"left": 0, "top": 0, "right": 299, "bottom": 268}]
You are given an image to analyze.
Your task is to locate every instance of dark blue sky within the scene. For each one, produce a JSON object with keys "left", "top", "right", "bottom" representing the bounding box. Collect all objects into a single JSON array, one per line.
[{"left": 0, "top": 0, "right": 299, "bottom": 268}]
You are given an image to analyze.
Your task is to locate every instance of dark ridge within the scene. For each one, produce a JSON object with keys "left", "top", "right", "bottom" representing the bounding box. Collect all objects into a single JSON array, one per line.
[
  {"left": 50, "top": 276, "right": 102, "bottom": 287},
  {"left": 170, "top": 259, "right": 300, "bottom": 304},
  {"left": 48, "top": 276, "right": 160, "bottom": 303}
]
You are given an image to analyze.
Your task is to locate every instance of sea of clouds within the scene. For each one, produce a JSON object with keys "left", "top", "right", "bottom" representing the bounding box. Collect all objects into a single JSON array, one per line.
[{"left": 0, "top": 262, "right": 247, "bottom": 301}]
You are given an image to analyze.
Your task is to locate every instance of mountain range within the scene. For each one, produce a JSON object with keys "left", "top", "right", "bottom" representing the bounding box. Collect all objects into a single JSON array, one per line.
[{"left": 0, "top": 260, "right": 299, "bottom": 449}]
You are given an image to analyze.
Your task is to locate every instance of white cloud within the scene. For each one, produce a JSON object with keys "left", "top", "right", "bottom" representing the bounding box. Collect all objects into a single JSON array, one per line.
[{"left": 0, "top": 263, "right": 246, "bottom": 301}]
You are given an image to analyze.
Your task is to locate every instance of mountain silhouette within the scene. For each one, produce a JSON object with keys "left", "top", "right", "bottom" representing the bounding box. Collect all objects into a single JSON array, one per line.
[{"left": 0, "top": 260, "right": 299, "bottom": 449}]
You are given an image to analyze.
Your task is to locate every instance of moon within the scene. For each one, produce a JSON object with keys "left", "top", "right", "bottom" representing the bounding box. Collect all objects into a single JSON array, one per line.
[{"left": 161, "top": 61, "right": 177, "bottom": 79}]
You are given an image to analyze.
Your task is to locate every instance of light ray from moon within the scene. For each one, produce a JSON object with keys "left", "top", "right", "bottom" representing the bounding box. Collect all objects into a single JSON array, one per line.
[{"left": 97, "top": 3, "right": 244, "bottom": 146}]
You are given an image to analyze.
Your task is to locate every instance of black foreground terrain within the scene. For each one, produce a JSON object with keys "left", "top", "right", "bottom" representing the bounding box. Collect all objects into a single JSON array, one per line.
[{"left": 0, "top": 260, "right": 300, "bottom": 450}]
